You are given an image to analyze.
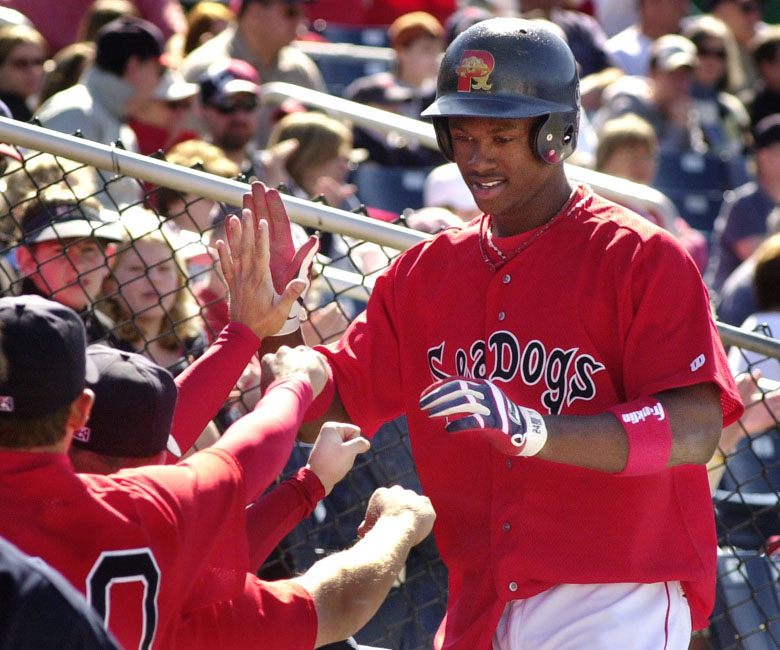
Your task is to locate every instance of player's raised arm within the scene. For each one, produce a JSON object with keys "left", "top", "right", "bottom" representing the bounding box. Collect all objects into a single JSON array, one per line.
[
  {"left": 420, "top": 377, "right": 724, "bottom": 474},
  {"left": 245, "top": 181, "right": 353, "bottom": 439},
  {"left": 293, "top": 486, "right": 435, "bottom": 647},
  {"left": 245, "top": 422, "right": 370, "bottom": 571},
  {"left": 213, "top": 345, "right": 328, "bottom": 502}
]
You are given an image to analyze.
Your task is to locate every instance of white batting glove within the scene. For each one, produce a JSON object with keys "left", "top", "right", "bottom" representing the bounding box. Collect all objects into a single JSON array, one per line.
[{"left": 274, "top": 241, "right": 318, "bottom": 336}]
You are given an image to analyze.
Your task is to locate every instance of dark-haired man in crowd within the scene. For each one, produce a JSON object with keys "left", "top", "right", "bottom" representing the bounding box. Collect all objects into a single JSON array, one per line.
[{"left": 35, "top": 16, "right": 164, "bottom": 206}]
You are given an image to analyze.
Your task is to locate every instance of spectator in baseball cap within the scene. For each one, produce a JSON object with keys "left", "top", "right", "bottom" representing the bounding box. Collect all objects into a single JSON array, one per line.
[
  {"left": 705, "top": 113, "right": 780, "bottom": 293},
  {"left": 198, "top": 59, "right": 273, "bottom": 173},
  {"left": 14, "top": 189, "right": 123, "bottom": 342},
  {"left": 127, "top": 54, "right": 200, "bottom": 155},
  {"left": 344, "top": 10, "right": 446, "bottom": 167}
]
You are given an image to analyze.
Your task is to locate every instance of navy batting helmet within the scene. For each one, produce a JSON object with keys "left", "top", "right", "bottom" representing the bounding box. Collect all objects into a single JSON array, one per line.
[{"left": 421, "top": 17, "right": 580, "bottom": 164}]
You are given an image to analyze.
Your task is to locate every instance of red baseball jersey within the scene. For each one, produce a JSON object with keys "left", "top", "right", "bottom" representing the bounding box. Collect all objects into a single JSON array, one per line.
[
  {"left": 0, "top": 448, "right": 248, "bottom": 650},
  {"left": 317, "top": 184, "right": 743, "bottom": 650},
  {"left": 174, "top": 574, "right": 317, "bottom": 650}
]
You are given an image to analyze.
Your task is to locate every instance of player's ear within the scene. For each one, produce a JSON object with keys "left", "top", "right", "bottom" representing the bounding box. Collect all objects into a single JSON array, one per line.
[{"left": 67, "top": 389, "right": 95, "bottom": 433}]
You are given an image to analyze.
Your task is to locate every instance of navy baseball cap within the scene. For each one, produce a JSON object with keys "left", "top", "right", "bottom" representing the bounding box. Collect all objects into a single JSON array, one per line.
[
  {"left": 199, "top": 59, "right": 260, "bottom": 107},
  {"left": 0, "top": 295, "right": 97, "bottom": 417},
  {"left": 21, "top": 201, "right": 124, "bottom": 244},
  {"left": 71, "top": 346, "right": 181, "bottom": 458},
  {"left": 754, "top": 114, "right": 780, "bottom": 151}
]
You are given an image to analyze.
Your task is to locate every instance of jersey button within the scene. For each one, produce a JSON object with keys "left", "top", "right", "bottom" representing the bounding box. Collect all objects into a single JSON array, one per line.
[
  {"left": 502, "top": 274, "right": 511, "bottom": 284},
  {"left": 502, "top": 521, "right": 511, "bottom": 532},
  {"left": 509, "top": 581, "right": 518, "bottom": 592},
  {"left": 498, "top": 311, "right": 506, "bottom": 321},
  {"left": 505, "top": 458, "right": 513, "bottom": 469}
]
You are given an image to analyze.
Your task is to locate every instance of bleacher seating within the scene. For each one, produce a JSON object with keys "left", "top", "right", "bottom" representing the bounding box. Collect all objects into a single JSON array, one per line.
[
  {"left": 652, "top": 150, "right": 749, "bottom": 236},
  {"left": 351, "top": 163, "right": 437, "bottom": 215}
]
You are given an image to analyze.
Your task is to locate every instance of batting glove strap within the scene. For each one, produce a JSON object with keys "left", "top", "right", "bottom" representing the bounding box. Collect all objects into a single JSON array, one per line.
[
  {"left": 419, "top": 378, "right": 548, "bottom": 457},
  {"left": 273, "top": 242, "right": 318, "bottom": 336}
]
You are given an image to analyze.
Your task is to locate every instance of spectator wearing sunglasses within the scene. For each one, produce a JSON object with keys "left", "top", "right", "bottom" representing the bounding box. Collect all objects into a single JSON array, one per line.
[
  {"left": 708, "top": 0, "right": 768, "bottom": 99},
  {"left": 682, "top": 14, "right": 751, "bottom": 158},
  {"left": 197, "top": 58, "right": 295, "bottom": 188},
  {"left": 0, "top": 23, "right": 47, "bottom": 121},
  {"left": 180, "top": 0, "right": 325, "bottom": 149}
]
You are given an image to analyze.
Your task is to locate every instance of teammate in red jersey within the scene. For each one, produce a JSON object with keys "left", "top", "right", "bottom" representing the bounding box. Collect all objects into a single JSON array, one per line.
[
  {"left": 0, "top": 207, "right": 435, "bottom": 650},
  {"left": 256, "top": 16, "right": 744, "bottom": 650}
]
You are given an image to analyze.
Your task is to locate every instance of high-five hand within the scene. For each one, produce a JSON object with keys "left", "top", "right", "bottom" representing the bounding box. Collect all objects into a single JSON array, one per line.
[{"left": 215, "top": 206, "right": 305, "bottom": 339}]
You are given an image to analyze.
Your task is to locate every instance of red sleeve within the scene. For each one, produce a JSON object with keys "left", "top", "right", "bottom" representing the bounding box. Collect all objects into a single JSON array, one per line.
[
  {"left": 246, "top": 467, "right": 325, "bottom": 573},
  {"left": 620, "top": 229, "right": 743, "bottom": 426},
  {"left": 168, "top": 322, "right": 260, "bottom": 460},
  {"left": 314, "top": 266, "right": 406, "bottom": 437},
  {"left": 114, "top": 448, "right": 250, "bottom": 613},
  {"left": 174, "top": 575, "right": 317, "bottom": 650},
  {"left": 213, "top": 378, "right": 314, "bottom": 502}
]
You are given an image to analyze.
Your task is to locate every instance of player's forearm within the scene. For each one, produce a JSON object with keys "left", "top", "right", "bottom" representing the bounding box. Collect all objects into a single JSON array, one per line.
[
  {"left": 170, "top": 322, "right": 260, "bottom": 456},
  {"left": 293, "top": 514, "right": 418, "bottom": 647},
  {"left": 245, "top": 467, "right": 324, "bottom": 572},
  {"left": 537, "top": 382, "right": 723, "bottom": 473},
  {"left": 214, "top": 377, "right": 313, "bottom": 501}
]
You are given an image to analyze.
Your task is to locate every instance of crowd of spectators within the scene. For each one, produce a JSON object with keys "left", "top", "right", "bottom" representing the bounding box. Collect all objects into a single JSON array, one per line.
[{"left": 2, "top": 0, "right": 780, "bottom": 648}]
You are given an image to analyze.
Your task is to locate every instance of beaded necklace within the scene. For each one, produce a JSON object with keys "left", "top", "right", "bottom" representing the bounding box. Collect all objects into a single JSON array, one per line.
[{"left": 478, "top": 186, "right": 587, "bottom": 272}]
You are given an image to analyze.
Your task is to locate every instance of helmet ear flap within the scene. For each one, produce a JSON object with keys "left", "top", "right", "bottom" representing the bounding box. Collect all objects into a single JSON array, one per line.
[
  {"left": 532, "top": 111, "right": 579, "bottom": 164},
  {"left": 432, "top": 117, "right": 454, "bottom": 161}
]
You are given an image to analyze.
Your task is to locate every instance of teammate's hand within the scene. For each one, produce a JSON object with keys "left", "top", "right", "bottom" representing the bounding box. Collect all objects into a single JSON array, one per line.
[
  {"left": 244, "top": 182, "right": 319, "bottom": 336},
  {"left": 307, "top": 422, "right": 370, "bottom": 495},
  {"left": 260, "top": 345, "right": 329, "bottom": 398},
  {"left": 216, "top": 208, "right": 305, "bottom": 339},
  {"left": 357, "top": 486, "right": 435, "bottom": 547},
  {"left": 259, "top": 138, "right": 299, "bottom": 189},
  {"left": 419, "top": 378, "right": 548, "bottom": 457},
  {"left": 244, "top": 181, "right": 319, "bottom": 294}
]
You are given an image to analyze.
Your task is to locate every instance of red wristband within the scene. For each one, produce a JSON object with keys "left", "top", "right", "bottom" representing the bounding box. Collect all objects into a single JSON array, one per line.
[{"left": 608, "top": 397, "right": 672, "bottom": 476}]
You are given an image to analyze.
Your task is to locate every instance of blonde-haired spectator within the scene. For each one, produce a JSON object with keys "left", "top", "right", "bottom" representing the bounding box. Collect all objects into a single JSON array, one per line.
[
  {"left": 183, "top": 1, "right": 235, "bottom": 56},
  {"left": 99, "top": 208, "right": 207, "bottom": 374}
]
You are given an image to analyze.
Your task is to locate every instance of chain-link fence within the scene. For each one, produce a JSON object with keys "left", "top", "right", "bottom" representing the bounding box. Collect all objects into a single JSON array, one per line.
[{"left": 2, "top": 119, "right": 780, "bottom": 649}]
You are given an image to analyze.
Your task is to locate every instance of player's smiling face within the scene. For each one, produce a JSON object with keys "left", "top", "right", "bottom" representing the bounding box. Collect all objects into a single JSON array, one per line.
[{"left": 449, "top": 115, "right": 559, "bottom": 235}]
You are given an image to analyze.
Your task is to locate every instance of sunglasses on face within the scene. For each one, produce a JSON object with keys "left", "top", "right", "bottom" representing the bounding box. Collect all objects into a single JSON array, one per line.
[
  {"left": 6, "top": 57, "right": 44, "bottom": 70},
  {"left": 212, "top": 97, "right": 259, "bottom": 115},
  {"left": 698, "top": 47, "right": 727, "bottom": 59},
  {"left": 167, "top": 99, "right": 193, "bottom": 111},
  {"left": 737, "top": 0, "right": 761, "bottom": 14},
  {"left": 280, "top": 2, "right": 304, "bottom": 18}
]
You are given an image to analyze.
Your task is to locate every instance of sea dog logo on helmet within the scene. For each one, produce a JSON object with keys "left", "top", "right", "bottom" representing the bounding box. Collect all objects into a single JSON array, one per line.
[{"left": 456, "top": 50, "right": 494, "bottom": 92}]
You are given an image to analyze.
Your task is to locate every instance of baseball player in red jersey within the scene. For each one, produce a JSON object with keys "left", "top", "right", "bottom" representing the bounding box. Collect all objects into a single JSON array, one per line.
[
  {"left": 256, "top": 16, "right": 745, "bottom": 650},
  {"left": 0, "top": 211, "right": 435, "bottom": 650}
]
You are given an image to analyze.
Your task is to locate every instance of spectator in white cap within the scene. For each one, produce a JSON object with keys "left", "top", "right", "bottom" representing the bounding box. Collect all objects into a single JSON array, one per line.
[
  {"left": 595, "top": 34, "right": 709, "bottom": 156},
  {"left": 127, "top": 54, "right": 200, "bottom": 155},
  {"left": 14, "top": 187, "right": 124, "bottom": 343}
]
